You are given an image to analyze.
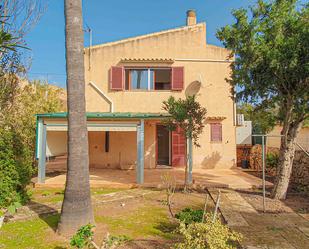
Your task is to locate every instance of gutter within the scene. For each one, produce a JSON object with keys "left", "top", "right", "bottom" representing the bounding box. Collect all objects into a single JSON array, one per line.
[
  {"left": 89, "top": 81, "right": 114, "bottom": 112},
  {"left": 174, "top": 58, "right": 234, "bottom": 63}
]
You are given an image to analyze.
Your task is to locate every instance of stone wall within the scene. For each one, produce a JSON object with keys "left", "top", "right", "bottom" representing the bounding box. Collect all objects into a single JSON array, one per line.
[
  {"left": 291, "top": 150, "right": 309, "bottom": 189},
  {"left": 248, "top": 145, "right": 309, "bottom": 189}
]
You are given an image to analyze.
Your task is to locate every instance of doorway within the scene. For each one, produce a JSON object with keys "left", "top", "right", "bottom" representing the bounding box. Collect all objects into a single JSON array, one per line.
[{"left": 157, "top": 125, "right": 171, "bottom": 166}]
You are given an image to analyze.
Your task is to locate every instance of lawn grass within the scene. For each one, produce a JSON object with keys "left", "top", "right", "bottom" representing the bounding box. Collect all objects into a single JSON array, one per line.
[
  {"left": 95, "top": 205, "right": 177, "bottom": 239},
  {"left": 90, "top": 188, "right": 124, "bottom": 196},
  {"left": 0, "top": 215, "right": 68, "bottom": 249}
]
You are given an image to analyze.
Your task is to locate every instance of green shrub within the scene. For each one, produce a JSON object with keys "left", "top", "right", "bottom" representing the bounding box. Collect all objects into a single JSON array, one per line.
[
  {"left": 266, "top": 152, "right": 279, "bottom": 168},
  {"left": 175, "top": 208, "right": 204, "bottom": 225},
  {"left": 174, "top": 215, "right": 242, "bottom": 249},
  {"left": 70, "top": 224, "right": 131, "bottom": 249},
  {"left": 70, "top": 224, "right": 94, "bottom": 248},
  {"left": 0, "top": 128, "right": 32, "bottom": 208},
  {"left": 7, "top": 201, "right": 22, "bottom": 215}
]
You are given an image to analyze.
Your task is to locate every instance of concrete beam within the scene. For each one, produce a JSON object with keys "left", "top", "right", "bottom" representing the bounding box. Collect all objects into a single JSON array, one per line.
[
  {"left": 136, "top": 119, "right": 144, "bottom": 184},
  {"left": 38, "top": 122, "right": 47, "bottom": 184},
  {"left": 187, "top": 136, "right": 193, "bottom": 184}
]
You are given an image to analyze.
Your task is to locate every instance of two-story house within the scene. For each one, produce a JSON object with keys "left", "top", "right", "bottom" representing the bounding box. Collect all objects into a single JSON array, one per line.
[{"left": 36, "top": 10, "right": 237, "bottom": 185}]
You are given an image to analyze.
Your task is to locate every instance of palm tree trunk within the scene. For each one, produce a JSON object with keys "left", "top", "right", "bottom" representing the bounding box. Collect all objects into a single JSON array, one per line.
[{"left": 58, "top": 0, "right": 93, "bottom": 236}]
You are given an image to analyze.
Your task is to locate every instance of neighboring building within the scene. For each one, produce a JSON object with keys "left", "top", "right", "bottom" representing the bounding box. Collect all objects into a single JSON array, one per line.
[
  {"left": 235, "top": 115, "right": 252, "bottom": 168},
  {"left": 236, "top": 114, "right": 252, "bottom": 145},
  {"left": 267, "top": 125, "right": 309, "bottom": 151},
  {"left": 36, "top": 10, "right": 237, "bottom": 184}
]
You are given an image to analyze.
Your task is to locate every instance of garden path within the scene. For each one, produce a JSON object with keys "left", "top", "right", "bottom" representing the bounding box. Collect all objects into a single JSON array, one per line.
[{"left": 209, "top": 188, "right": 309, "bottom": 249}]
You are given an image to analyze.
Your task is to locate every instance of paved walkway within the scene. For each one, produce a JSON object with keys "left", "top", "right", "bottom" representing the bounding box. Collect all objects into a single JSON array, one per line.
[{"left": 209, "top": 188, "right": 309, "bottom": 249}]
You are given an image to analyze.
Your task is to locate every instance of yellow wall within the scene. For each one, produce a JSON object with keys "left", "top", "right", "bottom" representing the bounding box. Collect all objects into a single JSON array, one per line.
[
  {"left": 88, "top": 121, "right": 156, "bottom": 169},
  {"left": 46, "top": 131, "right": 67, "bottom": 157},
  {"left": 267, "top": 125, "right": 309, "bottom": 151},
  {"left": 82, "top": 22, "right": 236, "bottom": 169}
]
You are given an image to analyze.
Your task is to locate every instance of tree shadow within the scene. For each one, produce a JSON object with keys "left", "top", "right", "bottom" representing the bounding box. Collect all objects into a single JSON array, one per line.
[
  {"left": 26, "top": 201, "right": 60, "bottom": 231},
  {"left": 201, "top": 152, "right": 222, "bottom": 169},
  {"left": 154, "top": 220, "right": 179, "bottom": 234}
]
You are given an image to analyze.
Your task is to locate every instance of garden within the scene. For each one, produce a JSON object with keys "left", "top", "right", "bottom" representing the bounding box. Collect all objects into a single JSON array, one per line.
[{"left": 0, "top": 186, "right": 242, "bottom": 249}]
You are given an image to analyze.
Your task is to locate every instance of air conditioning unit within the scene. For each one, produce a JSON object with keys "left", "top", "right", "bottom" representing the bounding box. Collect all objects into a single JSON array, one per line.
[{"left": 236, "top": 114, "right": 244, "bottom": 126}]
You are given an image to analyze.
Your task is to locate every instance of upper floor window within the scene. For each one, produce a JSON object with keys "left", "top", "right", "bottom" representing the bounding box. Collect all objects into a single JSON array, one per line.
[
  {"left": 110, "top": 66, "right": 184, "bottom": 91},
  {"left": 125, "top": 68, "right": 171, "bottom": 91}
]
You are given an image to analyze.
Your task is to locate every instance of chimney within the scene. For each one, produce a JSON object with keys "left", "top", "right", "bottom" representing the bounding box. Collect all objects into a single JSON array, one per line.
[{"left": 186, "top": 10, "right": 196, "bottom": 26}]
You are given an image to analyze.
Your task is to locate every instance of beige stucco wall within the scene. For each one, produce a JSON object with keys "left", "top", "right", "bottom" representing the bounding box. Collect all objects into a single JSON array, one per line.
[
  {"left": 82, "top": 22, "right": 236, "bottom": 169},
  {"left": 46, "top": 131, "right": 67, "bottom": 157},
  {"left": 267, "top": 125, "right": 309, "bottom": 151},
  {"left": 88, "top": 121, "right": 156, "bottom": 169}
]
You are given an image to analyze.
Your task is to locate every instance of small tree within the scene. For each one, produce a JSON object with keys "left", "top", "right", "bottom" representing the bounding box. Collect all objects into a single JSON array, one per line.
[
  {"left": 162, "top": 95, "right": 207, "bottom": 187},
  {"left": 217, "top": 0, "right": 309, "bottom": 199}
]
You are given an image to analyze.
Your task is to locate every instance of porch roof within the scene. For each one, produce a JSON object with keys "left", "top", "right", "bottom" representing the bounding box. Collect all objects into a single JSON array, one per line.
[{"left": 36, "top": 112, "right": 171, "bottom": 119}]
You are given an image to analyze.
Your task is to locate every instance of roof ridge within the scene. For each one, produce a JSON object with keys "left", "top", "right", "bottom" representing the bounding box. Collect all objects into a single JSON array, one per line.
[{"left": 86, "top": 22, "right": 205, "bottom": 50}]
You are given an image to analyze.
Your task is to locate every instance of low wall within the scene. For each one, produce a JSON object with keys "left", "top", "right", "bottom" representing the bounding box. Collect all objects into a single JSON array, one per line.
[
  {"left": 248, "top": 145, "right": 309, "bottom": 190},
  {"left": 291, "top": 150, "right": 309, "bottom": 189}
]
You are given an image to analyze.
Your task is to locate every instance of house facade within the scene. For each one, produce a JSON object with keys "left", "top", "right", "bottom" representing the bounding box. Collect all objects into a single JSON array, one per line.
[{"left": 36, "top": 10, "right": 237, "bottom": 184}]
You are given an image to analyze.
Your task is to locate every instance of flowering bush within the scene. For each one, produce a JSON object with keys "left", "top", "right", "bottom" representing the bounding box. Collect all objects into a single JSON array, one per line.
[{"left": 174, "top": 214, "right": 242, "bottom": 249}]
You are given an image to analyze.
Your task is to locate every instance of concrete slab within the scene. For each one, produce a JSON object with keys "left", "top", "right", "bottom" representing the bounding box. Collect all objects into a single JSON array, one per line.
[{"left": 33, "top": 159, "right": 273, "bottom": 190}]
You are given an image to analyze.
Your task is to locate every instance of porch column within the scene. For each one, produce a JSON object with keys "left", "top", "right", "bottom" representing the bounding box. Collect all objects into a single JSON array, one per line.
[
  {"left": 136, "top": 119, "right": 144, "bottom": 184},
  {"left": 187, "top": 136, "right": 193, "bottom": 184},
  {"left": 38, "top": 119, "right": 47, "bottom": 184}
]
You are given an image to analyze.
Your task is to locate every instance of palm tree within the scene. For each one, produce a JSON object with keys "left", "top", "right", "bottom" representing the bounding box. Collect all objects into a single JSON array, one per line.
[{"left": 57, "top": 0, "right": 93, "bottom": 235}]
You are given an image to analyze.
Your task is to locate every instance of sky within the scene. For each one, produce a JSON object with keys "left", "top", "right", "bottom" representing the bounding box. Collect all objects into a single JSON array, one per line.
[{"left": 25, "top": 0, "right": 260, "bottom": 87}]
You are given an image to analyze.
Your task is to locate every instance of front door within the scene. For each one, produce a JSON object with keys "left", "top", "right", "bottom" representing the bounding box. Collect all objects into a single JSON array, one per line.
[{"left": 157, "top": 125, "right": 170, "bottom": 165}]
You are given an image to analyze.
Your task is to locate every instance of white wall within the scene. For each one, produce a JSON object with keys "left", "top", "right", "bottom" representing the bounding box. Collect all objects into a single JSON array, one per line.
[
  {"left": 236, "top": 121, "right": 252, "bottom": 145},
  {"left": 46, "top": 131, "right": 67, "bottom": 157}
]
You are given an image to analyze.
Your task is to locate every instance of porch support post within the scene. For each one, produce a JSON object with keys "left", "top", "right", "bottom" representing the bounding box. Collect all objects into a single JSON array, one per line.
[
  {"left": 38, "top": 121, "right": 47, "bottom": 184},
  {"left": 187, "top": 136, "right": 193, "bottom": 184},
  {"left": 136, "top": 119, "right": 144, "bottom": 184}
]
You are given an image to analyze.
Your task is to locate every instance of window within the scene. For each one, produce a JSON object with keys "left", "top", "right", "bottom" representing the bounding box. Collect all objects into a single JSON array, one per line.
[
  {"left": 125, "top": 68, "right": 171, "bottom": 90},
  {"left": 154, "top": 69, "right": 171, "bottom": 90},
  {"left": 110, "top": 66, "right": 183, "bottom": 91},
  {"left": 210, "top": 123, "right": 222, "bottom": 142}
]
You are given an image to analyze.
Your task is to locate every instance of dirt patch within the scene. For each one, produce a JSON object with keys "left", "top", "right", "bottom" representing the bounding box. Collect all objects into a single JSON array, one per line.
[
  {"left": 283, "top": 193, "right": 309, "bottom": 221},
  {"left": 94, "top": 194, "right": 147, "bottom": 218},
  {"left": 237, "top": 189, "right": 294, "bottom": 213},
  {"left": 118, "top": 239, "right": 175, "bottom": 249},
  {"left": 237, "top": 189, "right": 309, "bottom": 217}
]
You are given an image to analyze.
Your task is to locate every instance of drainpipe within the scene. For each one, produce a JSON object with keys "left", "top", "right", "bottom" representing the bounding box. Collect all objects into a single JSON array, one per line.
[{"left": 89, "top": 81, "right": 114, "bottom": 112}]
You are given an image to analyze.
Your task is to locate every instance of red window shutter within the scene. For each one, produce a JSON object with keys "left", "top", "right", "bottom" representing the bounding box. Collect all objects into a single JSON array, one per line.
[
  {"left": 211, "top": 123, "right": 222, "bottom": 142},
  {"left": 110, "top": 66, "right": 124, "bottom": 90},
  {"left": 172, "top": 126, "right": 186, "bottom": 166},
  {"left": 171, "top": 67, "right": 184, "bottom": 90}
]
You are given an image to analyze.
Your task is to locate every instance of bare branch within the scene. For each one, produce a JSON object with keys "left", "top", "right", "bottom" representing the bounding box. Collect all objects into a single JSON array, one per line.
[{"left": 0, "top": 0, "right": 46, "bottom": 43}]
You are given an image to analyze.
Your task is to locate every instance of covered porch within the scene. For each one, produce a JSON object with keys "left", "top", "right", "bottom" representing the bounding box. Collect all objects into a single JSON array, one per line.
[
  {"left": 35, "top": 112, "right": 271, "bottom": 189},
  {"left": 34, "top": 156, "right": 271, "bottom": 189},
  {"left": 36, "top": 112, "right": 182, "bottom": 185}
]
